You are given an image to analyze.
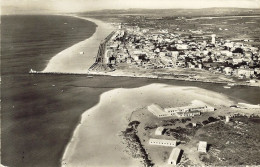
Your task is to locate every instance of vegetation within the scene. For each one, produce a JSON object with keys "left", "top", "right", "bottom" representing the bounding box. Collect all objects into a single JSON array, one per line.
[
  {"left": 197, "top": 115, "right": 260, "bottom": 166},
  {"left": 164, "top": 126, "right": 197, "bottom": 142}
]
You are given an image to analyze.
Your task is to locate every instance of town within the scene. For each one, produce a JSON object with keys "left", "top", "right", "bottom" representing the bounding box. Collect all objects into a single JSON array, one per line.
[{"left": 90, "top": 23, "right": 260, "bottom": 83}]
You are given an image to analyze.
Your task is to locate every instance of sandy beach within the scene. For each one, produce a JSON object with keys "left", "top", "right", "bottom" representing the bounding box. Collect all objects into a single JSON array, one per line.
[
  {"left": 61, "top": 83, "right": 235, "bottom": 167},
  {"left": 43, "top": 15, "right": 115, "bottom": 73}
]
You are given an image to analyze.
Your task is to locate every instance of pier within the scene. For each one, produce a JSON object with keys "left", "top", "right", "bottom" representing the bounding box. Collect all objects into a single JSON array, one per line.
[{"left": 89, "top": 31, "right": 115, "bottom": 71}]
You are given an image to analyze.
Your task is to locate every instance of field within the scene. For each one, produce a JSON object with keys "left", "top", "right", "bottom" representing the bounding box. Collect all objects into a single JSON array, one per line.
[
  {"left": 196, "top": 115, "right": 260, "bottom": 166},
  {"left": 79, "top": 8, "right": 260, "bottom": 46}
]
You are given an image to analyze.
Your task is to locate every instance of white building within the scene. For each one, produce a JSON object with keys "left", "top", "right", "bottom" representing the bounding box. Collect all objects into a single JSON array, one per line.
[
  {"left": 149, "top": 138, "right": 177, "bottom": 147},
  {"left": 224, "top": 67, "right": 233, "bottom": 75},
  {"left": 225, "top": 116, "right": 230, "bottom": 123},
  {"left": 148, "top": 104, "right": 214, "bottom": 118},
  {"left": 211, "top": 34, "right": 216, "bottom": 44},
  {"left": 168, "top": 148, "right": 182, "bottom": 165},
  {"left": 175, "top": 110, "right": 201, "bottom": 117},
  {"left": 198, "top": 141, "right": 207, "bottom": 153},
  {"left": 176, "top": 44, "right": 189, "bottom": 50},
  {"left": 164, "top": 105, "right": 215, "bottom": 114},
  {"left": 147, "top": 104, "right": 170, "bottom": 117},
  {"left": 155, "top": 127, "right": 165, "bottom": 135}
]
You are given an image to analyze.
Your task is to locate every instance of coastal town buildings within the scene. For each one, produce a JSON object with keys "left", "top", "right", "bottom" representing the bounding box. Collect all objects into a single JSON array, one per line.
[
  {"left": 155, "top": 127, "right": 165, "bottom": 135},
  {"left": 148, "top": 104, "right": 214, "bottom": 118},
  {"left": 149, "top": 138, "right": 177, "bottom": 147},
  {"left": 164, "top": 105, "right": 215, "bottom": 113},
  {"left": 198, "top": 141, "right": 208, "bottom": 153},
  {"left": 147, "top": 104, "right": 170, "bottom": 117},
  {"left": 175, "top": 110, "right": 201, "bottom": 117},
  {"left": 99, "top": 25, "right": 260, "bottom": 82},
  {"left": 226, "top": 116, "right": 230, "bottom": 123},
  {"left": 168, "top": 148, "right": 182, "bottom": 165}
]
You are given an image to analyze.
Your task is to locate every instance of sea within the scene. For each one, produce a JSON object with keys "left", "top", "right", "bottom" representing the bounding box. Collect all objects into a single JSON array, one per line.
[{"left": 1, "top": 15, "right": 260, "bottom": 167}]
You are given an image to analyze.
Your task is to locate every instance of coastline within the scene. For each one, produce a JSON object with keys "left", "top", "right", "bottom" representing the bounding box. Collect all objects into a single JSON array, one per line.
[
  {"left": 30, "top": 70, "right": 260, "bottom": 87},
  {"left": 40, "top": 15, "right": 116, "bottom": 165},
  {"left": 61, "top": 104, "right": 99, "bottom": 167},
  {"left": 37, "top": 14, "right": 259, "bottom": 88},
  {"left": 88, "top": 70, "right": 260, "bottom": 87},
  {"left": 43, "top": 15, "right": 115, "bottom": 73},
  {"left": 61, "top": 88, "right": 145, "bottom": 167},
  {"left": 60, "top": 83, "right": 237, "bottom": 166},
  {"left": 38, "top": 14, "right": 259, "bottom": 165}
]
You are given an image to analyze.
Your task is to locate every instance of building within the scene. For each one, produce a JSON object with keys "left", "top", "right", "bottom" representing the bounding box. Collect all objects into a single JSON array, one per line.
[
  {"left": 126, "top": 58, "right": 132, "bottom": 64},
  {"left": 147, "top": 104, "right": 170, "bottom": 117},
  {"left": 236, "top": 68, "right": 255, "bottom": 78},
  {"left": 168, "top": 148, "right": 182, "bottom": 165},
  {"left": 225, "top": 116, "right": 230, "bottom": 123},
  {"left": 164, "top": 105, "right": 215, "bottom": 114},
  {"left": 211, "top": 34, "right": 216, "bottom": 44},
  {"left": 148, "top": 104, "right": 214, "bottom": 118},
  {"left": 155, "top": 127, "right": 165, "bottom": 135},
  {"left": 198, "top": 141, "right": 207, "bottom": 153},
  {"left": 175, "top": 110, "right": 201, "bottom": 117},
  {"left": 176, "top": 44, "right": 189, "bottom": 50},
  {"left": 224, "top": 67, "right": 233, "bottom": 76},
  {"left": 149, "top": 138, "right": 177, "bottom": 147}
]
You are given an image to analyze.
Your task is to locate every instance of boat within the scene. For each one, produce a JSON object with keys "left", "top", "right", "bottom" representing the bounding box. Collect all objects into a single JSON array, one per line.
[
  {"left": 224, "top": 86, "right": 231, "bottom": 89},
  {"left": 29, "top": 69, "right": 37, "bottom": 73},
  {"left": 87, "top": 76, "right": 93, "bottom": 78}
]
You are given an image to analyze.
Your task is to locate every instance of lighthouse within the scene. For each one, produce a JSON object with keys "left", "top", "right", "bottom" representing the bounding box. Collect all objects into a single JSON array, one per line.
[{"left": 211, "top": 34, "right": 216, "bottom": 44}]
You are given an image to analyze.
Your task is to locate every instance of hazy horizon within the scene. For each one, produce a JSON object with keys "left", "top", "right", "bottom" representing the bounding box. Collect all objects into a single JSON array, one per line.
[{"left": 1, "top": 0, "right": 260, "bottom": 15}]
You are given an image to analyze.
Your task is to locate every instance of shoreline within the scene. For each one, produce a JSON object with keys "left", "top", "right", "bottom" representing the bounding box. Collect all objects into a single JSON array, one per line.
[
  {"left": 38, "top": 14, "right": 116, "bottom": 166},
  {"left": 43, "top": 15, "right": 115, "bottom": 73},
  {"left": 59, "top": 83, "right": 238, "bottom": 166},
  {"left": 30, "top": 70, "right": 260, "bottom": 87},
  {"left": 38, "top": 14, "right": 259, "bottom": 88},
  {"left": 38, "top": 14, "right": 259, "bottom": 165},
  {"left": 61, "top": 87, "right": 147, "bottom": 167},
  {"left": 61, "top": 104, "right": 99, "bottom": 167}
]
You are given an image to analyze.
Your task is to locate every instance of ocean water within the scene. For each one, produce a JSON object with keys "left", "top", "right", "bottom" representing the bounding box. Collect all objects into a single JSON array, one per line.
[
  {"left": 1, "top": 15, "right": 98, "bottom": 167},
  {"left": 1, "top": 15, "right": 97, "bottom": 75},
  {"left": 1, "top": 15, "right": 260, "bottom": 167}
]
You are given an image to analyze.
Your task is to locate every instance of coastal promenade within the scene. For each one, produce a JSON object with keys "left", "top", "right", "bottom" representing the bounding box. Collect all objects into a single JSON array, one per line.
[{"left": 89, "top": 31, "right": 115, "bottom": 71}]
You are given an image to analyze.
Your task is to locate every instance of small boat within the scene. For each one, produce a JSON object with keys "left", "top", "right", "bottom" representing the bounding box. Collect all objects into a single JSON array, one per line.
[
  {"left": 224, "top": 86, "right": 231, "bottom": 89},
  {"left": 29, "top": 69, "right": 37, "bottom": 73},
  {"left": 87, "top": 76, "right": 93, "bottom": 78}
]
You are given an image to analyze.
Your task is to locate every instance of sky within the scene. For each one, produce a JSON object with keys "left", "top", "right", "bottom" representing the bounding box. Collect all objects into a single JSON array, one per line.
[{"left": 1, "top": 0, "right": 260, "bottom": 14}]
